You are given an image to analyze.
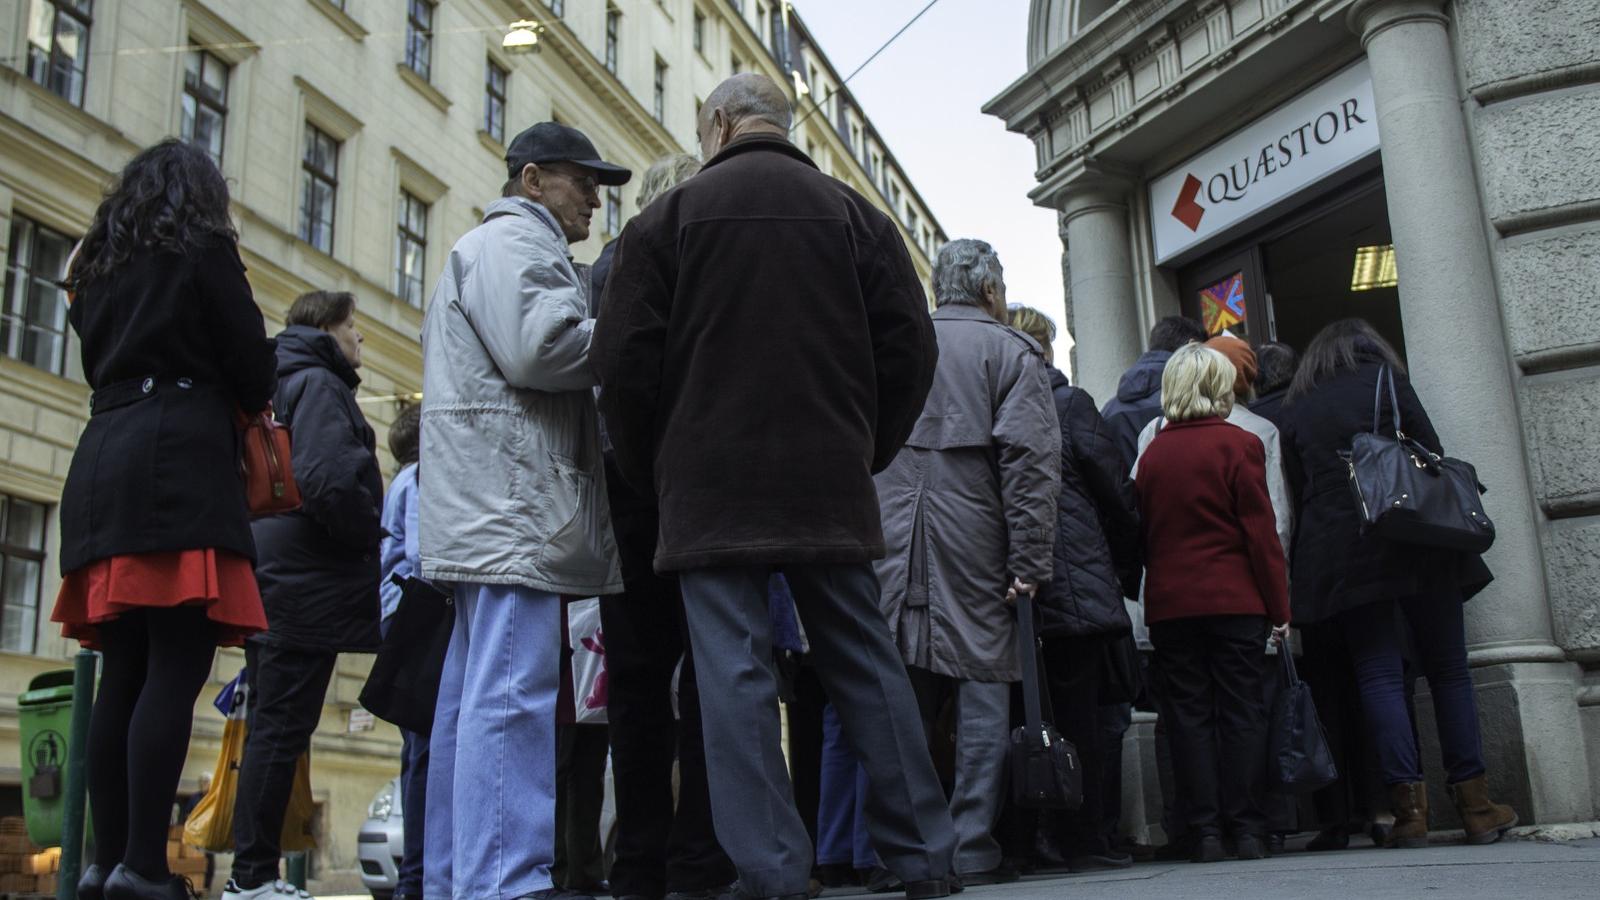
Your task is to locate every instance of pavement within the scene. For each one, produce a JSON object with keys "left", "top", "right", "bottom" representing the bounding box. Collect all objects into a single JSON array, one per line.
[{"left": 318, "top": 834, "right": 1600, "bottom": 900}]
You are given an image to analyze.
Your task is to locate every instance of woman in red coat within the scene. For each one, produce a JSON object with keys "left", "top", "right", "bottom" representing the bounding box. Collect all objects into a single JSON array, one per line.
[{"left": 1135, "top": 343, "right": 1289, "bottom": 864}]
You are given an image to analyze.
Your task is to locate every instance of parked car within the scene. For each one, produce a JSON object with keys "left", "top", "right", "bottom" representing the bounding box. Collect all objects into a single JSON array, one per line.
[{"left": 357, "top": 778, "right": 403, "bottom": 900}]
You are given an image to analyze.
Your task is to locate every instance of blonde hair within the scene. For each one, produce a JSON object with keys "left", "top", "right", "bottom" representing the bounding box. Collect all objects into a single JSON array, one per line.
[
  {"left": 637, "top": 154, "right": 702, "bottom": 210},
  {"left": 1161, "top": 344, "right": 1236, "bottom": 422},
  {"left": 1007, "top": 305, "right": 1057, "bottom": 347}
]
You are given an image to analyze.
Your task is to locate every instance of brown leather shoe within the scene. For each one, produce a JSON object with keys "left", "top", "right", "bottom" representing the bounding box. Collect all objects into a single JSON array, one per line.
[
  {"left": 1449, "top": 775, "right": 1519, "bottom": 845},
  {"left": 1386, "top": 782, "right": 1429, "bottom": 849}
]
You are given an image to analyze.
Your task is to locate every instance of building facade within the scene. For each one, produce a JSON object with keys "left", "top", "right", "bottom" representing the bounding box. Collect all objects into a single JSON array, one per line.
[
  {"left": 0, "top": 0, "right": 945, "bottom": 887},
  {"left": 987, "top": 0, "right": 1600, "bottom": 831}
]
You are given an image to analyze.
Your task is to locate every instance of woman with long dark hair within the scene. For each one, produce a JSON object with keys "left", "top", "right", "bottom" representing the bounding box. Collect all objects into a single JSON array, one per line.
[
  {"left": 52, "top": 139, "right": 277, "bottom": 900},
  {"left": 1282, "top": 318, "right": 1516, "bottom": 848}
]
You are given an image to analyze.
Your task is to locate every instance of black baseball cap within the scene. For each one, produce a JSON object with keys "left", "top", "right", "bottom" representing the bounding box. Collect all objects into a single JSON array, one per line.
[{"left": 505, "top": 122, "right": 632, "bottom": 186}]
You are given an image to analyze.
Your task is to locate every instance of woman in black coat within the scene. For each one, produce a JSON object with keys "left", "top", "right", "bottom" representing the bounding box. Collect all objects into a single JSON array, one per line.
[
  {"left": 227, "top": 290, "right": 383, "bottom": 896},
  {"left": 1010, "top": 307, "right": 1141, "bottom": 870},
  {"left": 51, "top": 140, "right": 277, "bottom": 900},
  {"left": 1281, "top": 318, "right": 1515, "bottom": 848}
]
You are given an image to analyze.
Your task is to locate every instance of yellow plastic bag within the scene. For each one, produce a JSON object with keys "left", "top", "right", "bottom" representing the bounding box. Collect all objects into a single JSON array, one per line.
[{"left": 184, "top": 673, "right": 318, "bottom": 852}]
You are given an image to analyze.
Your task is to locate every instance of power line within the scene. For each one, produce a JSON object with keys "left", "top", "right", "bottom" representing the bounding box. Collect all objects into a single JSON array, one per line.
[{"left": 791, "top": 0, "right": 944, "bottom": 133}]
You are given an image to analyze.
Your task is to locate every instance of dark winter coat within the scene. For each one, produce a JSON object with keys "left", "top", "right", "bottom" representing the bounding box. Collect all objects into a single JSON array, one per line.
[
  {"left": 1280, "top": 358, "right": 1492, "bottom": 625},
  {"left": 59, "top": 238, "right": 277, "bottom": 573},
  {"left": 1250, "top": 386, "right": 1290, "bottom": 431},
  {"left": 1036, "top": 369, "right": 1142, "bottom": 639},
  {"left": 592, "top": 133, "right": 937, "bottom": 572},
  {"left": 251, "top": 326, "right": 382, "bottom": 652},
  {"left": 1100, "top": 349, "right": 1172, "bottom": 471}
]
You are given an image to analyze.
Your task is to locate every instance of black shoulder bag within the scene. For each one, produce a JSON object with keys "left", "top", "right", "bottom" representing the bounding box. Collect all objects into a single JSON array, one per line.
[
  {"left": 1008, "top": 592, "right": 1083, "bottom": 810},
  {"left": 359, "top": 573, "right": 454, "bottom": 736},
  {"left": 1341, "top": 366, "right": 1495, "bottom": 554}
]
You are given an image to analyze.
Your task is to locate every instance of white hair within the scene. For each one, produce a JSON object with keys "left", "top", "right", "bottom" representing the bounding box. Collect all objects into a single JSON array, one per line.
[
  {"left": 1161, "top": 344, "right": 1236, "bottom": 422},
  {"left": 932, "top": 239, "right": 1003, "bottom": 308}
]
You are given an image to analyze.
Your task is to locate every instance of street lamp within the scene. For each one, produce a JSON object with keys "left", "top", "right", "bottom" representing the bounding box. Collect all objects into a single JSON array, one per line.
[{"left": 503, "top": 20, "right": 545, "bottom": 54}]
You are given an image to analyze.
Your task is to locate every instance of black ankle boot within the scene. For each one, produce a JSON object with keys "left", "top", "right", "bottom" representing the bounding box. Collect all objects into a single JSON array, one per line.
[
  {"left": 105, "top": 864, "right": 195, "bottom": 900},
  {"left": 80, "top": 863, "right": 108, "bottom": 900}
]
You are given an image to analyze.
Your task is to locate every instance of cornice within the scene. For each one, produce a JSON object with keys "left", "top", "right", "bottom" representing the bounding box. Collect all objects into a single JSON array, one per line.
[{"left": 538, "top": 13, "right": 680, "bottom": 159}]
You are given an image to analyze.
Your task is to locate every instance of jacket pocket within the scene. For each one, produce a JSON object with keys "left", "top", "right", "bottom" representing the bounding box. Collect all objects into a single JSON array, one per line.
[{"left": 536, "top": 451, "right": 614, "bottom": 579}]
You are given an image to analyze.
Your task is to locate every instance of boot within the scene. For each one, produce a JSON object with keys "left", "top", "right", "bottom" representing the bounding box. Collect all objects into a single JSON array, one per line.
[
  {"left": 1449, "top": 775, "right": 1519, "bottom": 845},
  {"left": 1386, "top": 782, "right": 1429, "bottom": 849}
]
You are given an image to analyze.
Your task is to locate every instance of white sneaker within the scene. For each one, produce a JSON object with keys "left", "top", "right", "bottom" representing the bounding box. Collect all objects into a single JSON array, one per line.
[{"left": 222, "top": 879, "right": 315, "bottom": 900}]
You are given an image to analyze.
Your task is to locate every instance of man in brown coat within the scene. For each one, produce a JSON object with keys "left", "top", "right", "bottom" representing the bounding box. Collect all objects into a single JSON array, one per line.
[{"left": 592, "top": 73, "right": 955, "bottom": 900}]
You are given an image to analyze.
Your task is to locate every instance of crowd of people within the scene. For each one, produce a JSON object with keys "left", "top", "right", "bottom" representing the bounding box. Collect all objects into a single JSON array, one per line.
[{"left": 50, "top": 71, "right": 1519, "bottom": 900}]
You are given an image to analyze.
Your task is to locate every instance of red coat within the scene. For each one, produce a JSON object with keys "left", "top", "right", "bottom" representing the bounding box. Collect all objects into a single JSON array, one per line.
[{"left": 1135, "top": 417, "right": 1290, "bottom": 626}]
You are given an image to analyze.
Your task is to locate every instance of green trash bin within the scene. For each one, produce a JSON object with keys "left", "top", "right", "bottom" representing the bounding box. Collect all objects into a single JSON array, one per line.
[{"left": 18, "top": 669, "right": 76, "bottom": 848}]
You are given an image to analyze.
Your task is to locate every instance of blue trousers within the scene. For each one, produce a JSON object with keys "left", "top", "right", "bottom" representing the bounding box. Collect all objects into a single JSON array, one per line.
[
  {"left": 1338, "top": 588, "right": 1486, "bottom": 786},
  {"left": 398, "top": 727, "right": 429, "bottom": 896},
  {"left": 425, "top": 583, "right": 562, "bottom": 900},
  {"left": 816, "top": 705, "right": 872, "bottom": 869}
]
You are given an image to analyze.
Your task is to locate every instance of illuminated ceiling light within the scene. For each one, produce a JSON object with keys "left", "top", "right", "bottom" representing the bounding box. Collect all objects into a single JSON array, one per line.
[
  {"left": 1351, "top": 244, "right": 1398, "bottom": 291},
  {"left": 504, "top": 20, "right": 545, "bottom": 54}
]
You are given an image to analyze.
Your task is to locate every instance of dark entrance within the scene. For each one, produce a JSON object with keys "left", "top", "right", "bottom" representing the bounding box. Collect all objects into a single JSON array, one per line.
[{"left": 1177, "top": 172, "right": 1406, "bottom": 364}]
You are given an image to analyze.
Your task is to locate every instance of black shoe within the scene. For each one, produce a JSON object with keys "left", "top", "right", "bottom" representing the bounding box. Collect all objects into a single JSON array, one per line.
[
  {"left": 80, "top": 863, "right": 109, "bottom": 900},
  {"left": 667, "top": 886, "right": 735, "bottom": 900},
  {"left": 955, "top": 864, "right": 1019, "bottom": 887},
  {"left": 1031, "top": 831, "right": 1069, "bottom": 871},
  {"left": 946, "top": 875, "right": 964, "bottom": 895},
  {"left": 105, "top": 865, "right": 197, "bottom": 900},
  {"left": 903, "top": 879, "right": 950, "bottom": 900},
  {"left": 1368, "top": 821, "right": 1394, "bottom": 847},
  {"left": 864, "top": 867, "right": 903, "bottom": 893},
  {"left": 1191, "top": 835, "right": 1225, "bottom": 864},
  {"left": 1266, "top": 833, "right": 1286, "bottom": 855},
  {"left": 714, "top": 882, "right": 808, "bottom": 900},
  {"left": 1234, "top": 834, "right": 1267, "bottom": 861},
  {"left": 814, "top": 864, "right": 855, "bottom": 889},
  {"left": 1067, "top": 851, "right": 1133, "bottom": 872},
  {"left": 1306, "top": 826, "right": 1349, "bottom": 852},
  {"left": 518, "top": 891, "right": 596, "bottom": 900}
]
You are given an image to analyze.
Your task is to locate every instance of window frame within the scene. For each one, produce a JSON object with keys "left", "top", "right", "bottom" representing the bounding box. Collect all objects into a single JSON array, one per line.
[
  {"left": 404, "top": 0, "right": 435, "bottom": 82},
  {"left": 0, "top": 495, "right": 48, "bottom": 656},
  {"left": 547, "top": 0, "right": 565, "bottom": 15},
  {"left": 299, "top": 122, "right": 341, "bottom": 255},
  {"left": 181, "top": 44, "right": 231, "bottom": 165},
  {"left": 652, "top": 57, "right": 667, "bottom": 123},
  {"left": 605, "top": 185, "right": 623, "bottom": 238},
  {"left": 484, "top": 57, "right": 508, "bottom": 143},
  {"left": 2, "top": 216, "right": 74, "bottom": 377},
  {"left": 693, "top": 10, "right": 706, "bottom": 55},
  {"left": 395, "top": 190, "right": 429, "bottom": 308},
  {"left": 604, "top": 6, "right": 621, "bottom": 75},
  {"left": 25, "top": 0, "right": 93, "bottom": 107}
]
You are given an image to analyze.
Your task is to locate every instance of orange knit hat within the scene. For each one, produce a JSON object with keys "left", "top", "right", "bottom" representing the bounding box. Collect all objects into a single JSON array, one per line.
[{"left": 1205, "top": 334, "right": 1258, "bottom": 397}]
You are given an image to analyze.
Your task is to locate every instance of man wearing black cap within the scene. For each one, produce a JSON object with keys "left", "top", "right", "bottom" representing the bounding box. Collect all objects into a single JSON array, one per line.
[{"left": 418, "top": 121, "right": 630, "bottom": 900}]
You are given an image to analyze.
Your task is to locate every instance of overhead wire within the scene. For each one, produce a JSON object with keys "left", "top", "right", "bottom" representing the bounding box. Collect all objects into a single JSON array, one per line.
[{"left": 790, "top": 0, "right": 944, "bottom": 134}]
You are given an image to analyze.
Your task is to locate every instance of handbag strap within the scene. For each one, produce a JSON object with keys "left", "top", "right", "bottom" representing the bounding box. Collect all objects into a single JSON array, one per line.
[
  {"left": 1372, "top": 365, "right": 1404, "bottom": 437},
  {"left": 1279, "top": 644, "right": 1300, "bottom": 685},
  {"left": 1016, "top": 592, "right": 1046, "bottom": 738}
]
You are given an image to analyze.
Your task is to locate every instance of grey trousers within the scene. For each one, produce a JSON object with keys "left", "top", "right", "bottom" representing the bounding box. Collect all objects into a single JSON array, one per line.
[
  {"left": 907, "top": 669, "right": 1010, "bottom": 874},
  {"left": 680, "top": 564, "right": 957, "bottom": 897}
]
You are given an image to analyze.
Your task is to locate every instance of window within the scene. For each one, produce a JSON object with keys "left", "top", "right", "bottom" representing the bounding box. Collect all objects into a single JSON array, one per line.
[
  {"left": 605, "top": 6, "right": 620, "bottom": 75},
  {"left": 0, "top": 496, "right": 47, "bottom": 654},
  {"left": 484, "top": 58, "right": 508, "bottom": 143},
  {"left": 546, "top": 0, "right": 565, "bottom": 15},
  {"left": 181, "top": 47, "right": 230, "bottom": 165},
  {"left": 652, "top": 58, "right": 667, "bottom": 123},
  {"left": 2, "top": 218, "right": 73, "bottom": 376},
  {"left": 728, "top": 0, "right": 744, "bottom": 12},
  {"left": 757, "top": 4, "right": 768, "bottom": 40},
  {"left": 25, "top": 0, "right": 92, "bottom": 106},
  {"left": 848, "top": 121, "right": 861, "bottom": 152},
  {"left": 768, "top": 4, "right": 785, "bottom": 58},
  {"left": 405, "top": 0, "right": 434, "bottom": 81},
  {"left": 693, "top": 11, "right": 705, "bottom": 54},
  {"left": 731, "top": 54, "right": 742, "bottom": 75},
  {"left": 299, "top": 123, "right": 340, "bottom": 254},
  {"left": 395, "top": 191, "right": 429, "bottom": 308},
  {"left": 605, "top": 186, "right": 622, "bottom": 237}
]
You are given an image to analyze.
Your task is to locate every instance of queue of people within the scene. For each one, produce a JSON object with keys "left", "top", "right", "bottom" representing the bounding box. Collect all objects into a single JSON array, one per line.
[{"left": 48, "top": 71, "right": 1518, "bottom": 900}]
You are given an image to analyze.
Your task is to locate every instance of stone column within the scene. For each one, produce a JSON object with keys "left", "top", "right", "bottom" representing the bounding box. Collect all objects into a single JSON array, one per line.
[
  {"left": 1058, "top": 176, "right": 1143, "bottom": 404},
  {"left": 1351, "top": 0, "right": 1590, "bottom": 824}
]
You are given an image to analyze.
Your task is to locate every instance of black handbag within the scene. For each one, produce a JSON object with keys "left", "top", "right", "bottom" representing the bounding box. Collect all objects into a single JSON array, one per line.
[
  {"left": 359, "top": 574, "right": 453, "bottom": 736},
  {"left": 1008, "top": 592, "right": 1083, "bottom": 810},
  {"left": 1342, "top": 366, "right": 1495, "bottom": 554},
  {"left": 1266, "top": 647, "right": 1339, "bottom": 794}
]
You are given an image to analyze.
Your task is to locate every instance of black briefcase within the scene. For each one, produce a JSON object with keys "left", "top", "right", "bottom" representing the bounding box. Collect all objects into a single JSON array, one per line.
[
  {"left": 359, "top": 574, "right": 453, "bottom": 736},
  {"left": 1008, "top": 593, "right": 1083, "bottom": 810}
]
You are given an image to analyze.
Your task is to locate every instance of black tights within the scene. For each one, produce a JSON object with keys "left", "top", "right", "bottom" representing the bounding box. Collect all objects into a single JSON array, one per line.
[{"left": 88, "top": 607, "right": 217, "bottom": 879}]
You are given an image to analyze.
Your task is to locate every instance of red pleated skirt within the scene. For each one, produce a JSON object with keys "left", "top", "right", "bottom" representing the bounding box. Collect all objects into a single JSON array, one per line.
[{"left": 52, "top": 548, "right": 268, "bottom": 649}]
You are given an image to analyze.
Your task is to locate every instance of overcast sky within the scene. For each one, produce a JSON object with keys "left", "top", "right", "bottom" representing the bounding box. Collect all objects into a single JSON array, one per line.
[{"left": 793, "top": 0, "right": 1071, "bottom": 361}]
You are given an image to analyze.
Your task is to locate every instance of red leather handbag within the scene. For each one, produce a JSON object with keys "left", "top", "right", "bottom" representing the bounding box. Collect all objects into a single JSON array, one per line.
[{"left": 241, "top": 408, "right": 301, "bottom": 517}]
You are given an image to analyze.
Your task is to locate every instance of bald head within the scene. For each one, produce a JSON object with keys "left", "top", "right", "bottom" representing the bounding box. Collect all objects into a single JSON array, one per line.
[{"left": 697, "top": 73, "right": 792, "bottom": 160}]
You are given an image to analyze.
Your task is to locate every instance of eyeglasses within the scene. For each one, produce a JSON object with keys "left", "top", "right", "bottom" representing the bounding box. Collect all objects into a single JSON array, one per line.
[{"left": 544, "top": 166, "right": 599, "bottom": 196}]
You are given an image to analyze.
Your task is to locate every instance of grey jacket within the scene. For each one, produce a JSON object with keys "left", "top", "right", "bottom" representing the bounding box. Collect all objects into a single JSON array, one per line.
[
  {"left": 418, "top": 198, "right": 623, "bottom": 595},
  {"left": 873, "top": 304, "right": 1061, "bottom": 682}
]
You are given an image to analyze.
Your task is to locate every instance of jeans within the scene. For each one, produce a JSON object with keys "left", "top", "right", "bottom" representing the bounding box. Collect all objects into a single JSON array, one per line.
[
  {"left": 906, "top": 668, "right": 1009, "bottom": 874},
  {"left": 1302, "top": 621, "right": 1408, "bottom": 829},
  {"left": 398, "top": 727, "right": 428, "bottom": 896},
  {"left": 425, "top": 583, "right": 562, "bottom": 900},
  {"left": 816, "top": 705, "right": 873, "bottom": 869},
  {"left": 1337, "top": 589, "right": 1485, "bottom": 785},
  {"left": 679, "top": 564, "right": 955, "bottom": 897},
  {"left": 231, "top": 641, "right": 337, "bottom": 887},
  {"left": 1149, "top": 615, "right": 1270, "bottom": 839}
]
